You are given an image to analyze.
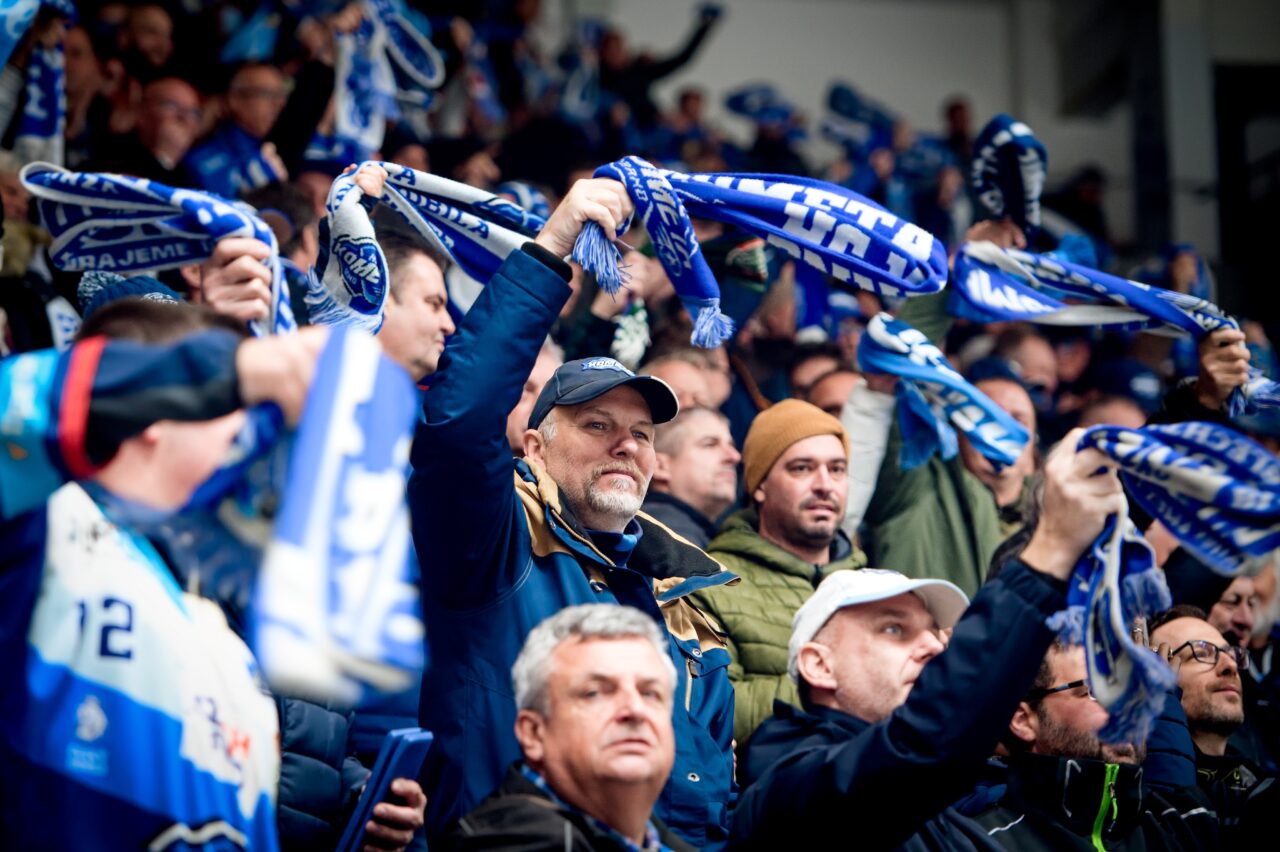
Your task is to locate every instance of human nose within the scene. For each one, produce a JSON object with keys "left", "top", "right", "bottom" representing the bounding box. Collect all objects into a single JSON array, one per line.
[
  {"left": 725, "top": 444, "right": 742, "bottom": 465},
  {"left": 916, "top": 629, "right": 946, "bottom": 661},
  {"left": 613, "top": 432, "right": 639, "bottom": 458}
]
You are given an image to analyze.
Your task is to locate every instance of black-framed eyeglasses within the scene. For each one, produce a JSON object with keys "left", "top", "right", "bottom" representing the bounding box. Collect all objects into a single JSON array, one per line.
[
  {"left": 1168, "top": 640, "right": 1250, "bottom": 670},
  {"left": 1026, "top": 679, "right": 1096, "bottom": 702}
]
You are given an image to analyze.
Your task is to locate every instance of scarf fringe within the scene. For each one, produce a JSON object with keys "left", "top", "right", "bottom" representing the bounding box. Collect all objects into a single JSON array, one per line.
[
  {"left": 687, "top": 298, "right": 735, "bottom": 349},
  {"left": 573, "top": 222, "right": 628, "bottom": 295}
]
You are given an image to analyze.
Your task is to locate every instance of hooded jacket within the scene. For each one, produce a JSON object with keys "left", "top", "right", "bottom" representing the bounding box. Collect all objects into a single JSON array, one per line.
[
  {"left": 410, "top": 246, "right": 738, "bottom": 850},
  {"left": 970, "top": 752, "right": 1219, "bottom": 851},
  {"left": 693, "top": 508, "right": 865, "bottom": 743}
]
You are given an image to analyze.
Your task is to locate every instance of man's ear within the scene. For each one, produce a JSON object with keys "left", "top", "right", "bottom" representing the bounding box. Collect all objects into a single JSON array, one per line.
[
  {"left": 795, "top": 642, "right": 837, "bottom": 693},
  {"left": 651, "top": 452, "right": 672, "bottom": 487},
  {"left": 178, "top": 263, "right": 202, "bottom": 299},
  {"left": 1008, "top": 701, "right": 1038, "bottom": 748},
  {"left": 523, "top": 428, "right": 547, "bottom": 466},
  {"left": 514, "top": 709, "right": 547, "bottom": 766}
]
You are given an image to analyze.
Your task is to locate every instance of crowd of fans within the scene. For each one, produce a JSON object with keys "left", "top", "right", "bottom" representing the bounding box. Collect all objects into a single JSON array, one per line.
[{"left": 1, "top": 2, "right": 1278, "bottom": 851}]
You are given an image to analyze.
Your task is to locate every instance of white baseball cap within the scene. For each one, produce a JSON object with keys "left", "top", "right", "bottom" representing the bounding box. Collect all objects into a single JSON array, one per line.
[{"left": 788, "top": 569, "right": 971, "bottom": 680}]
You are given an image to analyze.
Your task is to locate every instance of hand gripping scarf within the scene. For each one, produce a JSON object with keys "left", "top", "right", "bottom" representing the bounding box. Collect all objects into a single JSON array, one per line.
[
  {"left": 305, "top": 161, "right": 544, "bottom": 329},
  {"left": 970, "top": 114, "right": 1048, "bottom": 231},
  {"left": 950, "top": 240, "right": 1280, "bottom": 427},
  {"left": 574, "top": 156, "right": 950, "bottom": 347},
  {"left": 253, "top": 325, "right": 425, "bottom": 705},
  {"left": 1055, "top": 422, "right": 1280, "bottom": 743},
  {"left": 20, "top": 162, "right": 296, "bottom": 336},
  {"left": 330, "top": 0, "right": 444, "bottom": 161},
  {"left": 856, "top": 313, "right": 1030, "bottom": 471},
  {"left": 0, "top": 0, "right": 75, "bottom": 68}
]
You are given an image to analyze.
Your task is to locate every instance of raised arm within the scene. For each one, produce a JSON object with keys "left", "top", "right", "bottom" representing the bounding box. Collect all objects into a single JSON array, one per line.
[
  {"left": 733, "top": 432, "right": 1121, "bottom": 848},
  {"left": 408, "top": 179, "right": 633, "bottom": 608}
]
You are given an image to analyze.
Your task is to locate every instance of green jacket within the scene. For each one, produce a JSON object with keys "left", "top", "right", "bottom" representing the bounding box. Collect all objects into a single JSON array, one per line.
[
  {"left": 691, "top": 509, "right": 866, "bottom": 744},
  {"left": 858, "top": 291, "right": 1021, "bottom": 598},
  {"left": 862, "top": 420, "right": 1003, "bottom": 598}
]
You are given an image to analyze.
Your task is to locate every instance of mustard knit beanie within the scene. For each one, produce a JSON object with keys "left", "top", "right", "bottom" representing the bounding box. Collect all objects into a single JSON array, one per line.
[{"left": 742, "top": 398, "right": 850, "bottom": 495}]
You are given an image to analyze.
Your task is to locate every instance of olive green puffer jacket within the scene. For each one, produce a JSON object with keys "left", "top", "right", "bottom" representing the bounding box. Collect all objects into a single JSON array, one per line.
[{"left": 690, "top": 508, "right": 866, "bottom": 745}]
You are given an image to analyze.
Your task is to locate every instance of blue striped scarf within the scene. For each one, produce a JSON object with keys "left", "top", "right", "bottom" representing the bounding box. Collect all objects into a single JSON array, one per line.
[
  {"left": 1059, "top": 422, "right": 1280, "bottom": 743},
  {"left": 575, "top": 156, "right": 950, "bottom": 347},
  {"left": 856, "top": 313, "right": 1030, "bottom": 471},
  {"left": 951, "top": 241, "right": 1280, "bottom": 426},
  {"left": 19, "top": 163, "right": 295, "bottom": 336},
  {"left": 0, "top": 1, "right": 75, "bottom": 68}
]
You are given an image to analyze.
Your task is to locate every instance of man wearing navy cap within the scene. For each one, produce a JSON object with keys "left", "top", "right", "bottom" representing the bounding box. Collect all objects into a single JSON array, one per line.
[{"left": 409, "top": 180, "right": 739, "bottom": 849}]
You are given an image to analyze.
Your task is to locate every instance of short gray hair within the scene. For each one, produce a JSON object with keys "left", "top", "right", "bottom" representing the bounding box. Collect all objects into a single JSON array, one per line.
[{"left": 512, "top": 604, "right": 677, "bottom": 715}]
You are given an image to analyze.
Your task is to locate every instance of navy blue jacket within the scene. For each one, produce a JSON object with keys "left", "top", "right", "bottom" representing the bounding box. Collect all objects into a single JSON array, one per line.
[
  {"left": 409, "top": 246, "right": 738, "bottom": 848},
  {"left": 731, "top": 560, "right": 1066, "bottom": 849}
]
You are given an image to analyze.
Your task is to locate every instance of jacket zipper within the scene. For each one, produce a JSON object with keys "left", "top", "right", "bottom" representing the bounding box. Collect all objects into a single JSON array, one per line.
[
  {"left": 1090, "top": 763, "right": 1119, "bottom": 852},
  {"left": 686, "top": 659, "right": 696, "bottom": 712}
]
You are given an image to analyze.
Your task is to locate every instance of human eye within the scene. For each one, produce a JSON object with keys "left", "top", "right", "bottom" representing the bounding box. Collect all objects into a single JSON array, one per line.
[{"left": 881, "top": 623, "right": 904, "bottom": 637}]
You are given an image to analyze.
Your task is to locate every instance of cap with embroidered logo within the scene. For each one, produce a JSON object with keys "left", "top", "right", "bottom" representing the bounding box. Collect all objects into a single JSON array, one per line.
[{"left": 528, "top": 357, "right": 680, "bottom": 429}]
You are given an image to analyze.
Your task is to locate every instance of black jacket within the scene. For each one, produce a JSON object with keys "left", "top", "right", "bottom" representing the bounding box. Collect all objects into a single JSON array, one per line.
[
  {"left": 729, "top": 559, "right": 1066, "bottom": 849},
  {"left": 640, "top": 492, "right": 717, "bottom": 551},
  {"left": 448, "top": 765, "right": 693, "bottom": 851},
  {"left": 970, "top": 752, "right": 1218, "bottom": 850},
  {"left": 1193, "top": 745, "right": 1279, "bottom": 848}
]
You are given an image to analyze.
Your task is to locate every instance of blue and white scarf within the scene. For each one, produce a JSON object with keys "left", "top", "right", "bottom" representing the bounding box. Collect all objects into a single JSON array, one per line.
[
  {"left": 305, "top": 162, "right": 544, "bottom": 328},
  {"left": 856, "top": 313, "right": 1030, "bottom": 471},
  {"left": 253, "top": 326, "right": 424, "bottom": 705},
  {"left": 19, "top": 162, "right": 295, "bottom": 336},
  {"left": 950, "top": 240, "right": 1280, "bottom": 426},
  {"left": 1056, "top": 422, "right": 1280, "bottom": 743},
  {"left": 330, "top": 0, "right": 443, "bottom": 161},
  {"left": 575, "top": 156, "right": 950, "bottom": 347},
  {"left": 970, "top": 114, "right": 1047, "bottom": 230},
  {"left": 14, "top": 43, "right": 64, "bottom": 166},
  {"left": 0, "top": 0, "right": 74, "bottom": 68}
]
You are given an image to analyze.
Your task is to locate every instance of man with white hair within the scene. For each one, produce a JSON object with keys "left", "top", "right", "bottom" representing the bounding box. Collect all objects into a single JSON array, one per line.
[{"left": 451, "top": 605, "right": 692, "bottom": 850}]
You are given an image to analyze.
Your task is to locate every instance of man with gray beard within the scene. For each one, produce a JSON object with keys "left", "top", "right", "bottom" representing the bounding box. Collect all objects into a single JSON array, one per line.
[{"left": 409, "top": 179, "right": 739, "bottom": 849}]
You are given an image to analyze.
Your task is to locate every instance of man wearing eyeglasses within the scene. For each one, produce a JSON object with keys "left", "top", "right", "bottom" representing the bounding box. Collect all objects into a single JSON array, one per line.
[
  {"left": 969, "top": 640, "right": 1219, "bottom": 849},
  {"left": 731, "top": 431, "right": 1134, "bottom": 849},
  {"left": 89, "top": 77, "right": 203, "bottom": 188},
  {"left": 1150, "top": 605, "right": 1277, "bottom": 847}
]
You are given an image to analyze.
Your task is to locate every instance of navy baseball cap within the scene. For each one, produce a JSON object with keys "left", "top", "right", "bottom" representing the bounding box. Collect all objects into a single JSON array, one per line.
[{"left": 528, "top": 357, "right": 680, "bottom": 430}]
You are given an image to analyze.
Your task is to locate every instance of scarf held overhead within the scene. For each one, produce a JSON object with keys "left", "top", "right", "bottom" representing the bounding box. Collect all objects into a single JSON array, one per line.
[
  {"left": 19, "top": 162, "right": 295, "bottom": 336},
  {"left": 856, "top": 313, "right": 1030, "bottom": 471},
  {"left": 575, "top": 156, "right": 950, "bottom": 347},
  {"left": 1054, "top": 421, "right": 1280, "bottom": 744},
  {"left": 950, "top": 240, "right": 1280, "bottom": 426}
]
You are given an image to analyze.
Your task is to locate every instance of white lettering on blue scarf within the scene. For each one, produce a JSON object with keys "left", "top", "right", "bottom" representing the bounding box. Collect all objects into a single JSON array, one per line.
[
  {"left": 253, "top": 326, "right": 424, "bottom": 705},
  {"left": 20, "top": 162, "right": 295, "bottom": 336},
  {"left": 574, "top": 156, "right": 949, "bottom": 348},
  {"left": 857, "top": 313, "right": 1029, "bottom": 471}
]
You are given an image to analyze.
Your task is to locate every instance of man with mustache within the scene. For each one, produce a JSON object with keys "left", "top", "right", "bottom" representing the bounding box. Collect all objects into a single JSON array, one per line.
[
  {"left": 451, "top": 605, "right": 693, "bottom": 850},
  {"left": 690, "top": 399, "right": 866, "bottom": 745},
  {"left": 1151, "top": 606, "right": 1279, "bottom": 847},
  {"left": 410, "top": 179, "right": 738, "bottom": 849},
  {"left": 969, "top": 640, "right": 1218, "bottom": 849}
]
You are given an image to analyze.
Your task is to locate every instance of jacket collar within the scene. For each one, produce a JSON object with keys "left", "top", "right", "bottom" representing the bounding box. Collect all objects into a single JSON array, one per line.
[
  {"left": 1004, "top": 752, "right": 1144, "bottom": 839},
  {"left": 711, "top": 507, "right": 863, "bottom": 580},
  {"left": 515, "top": 459, "right": 734, "bottom": 589}
]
